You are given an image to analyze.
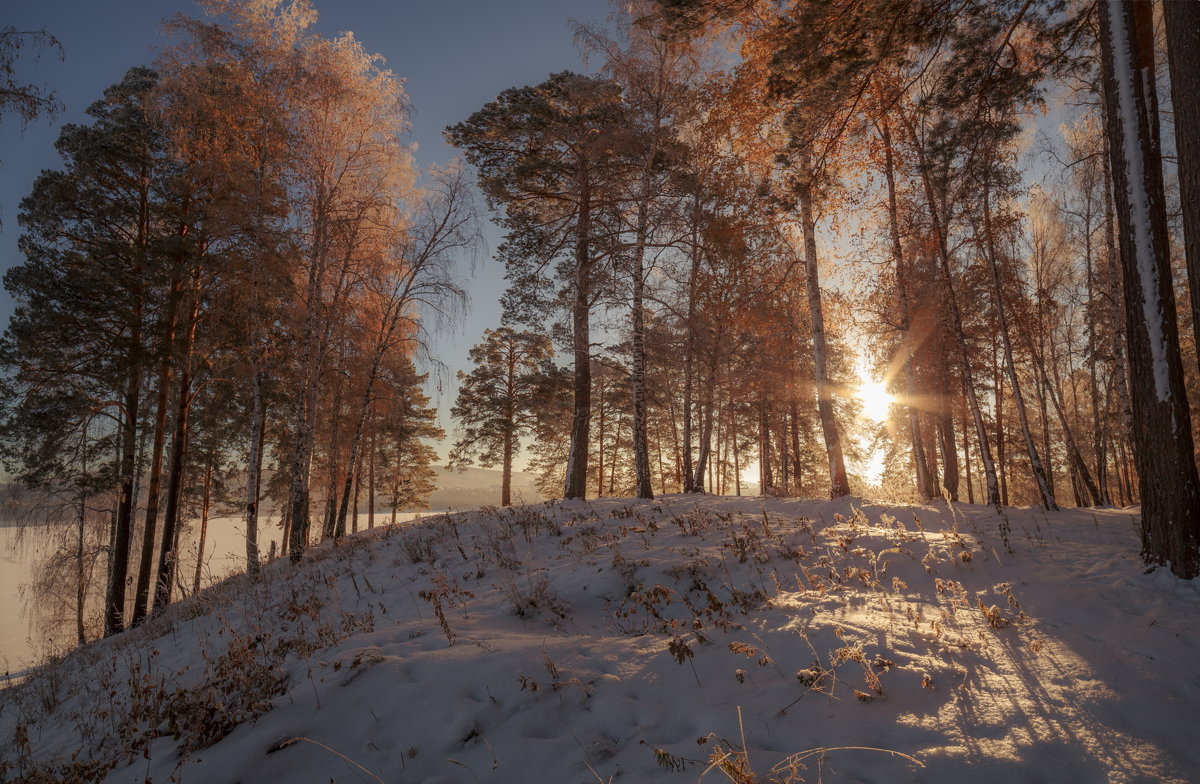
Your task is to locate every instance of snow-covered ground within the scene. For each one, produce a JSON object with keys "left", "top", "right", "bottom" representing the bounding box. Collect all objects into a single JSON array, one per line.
[{"left": 1, "top": 495, "right": 1196, "bottom": 783}]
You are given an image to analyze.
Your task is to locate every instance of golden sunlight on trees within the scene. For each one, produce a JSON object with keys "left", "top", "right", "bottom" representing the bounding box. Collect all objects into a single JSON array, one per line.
[
  {"left": 5, "top": 0, "right": 1200, "bottom": 662},
  {"left": 0, "top": 0, "right": 468, "bottom": 640}
]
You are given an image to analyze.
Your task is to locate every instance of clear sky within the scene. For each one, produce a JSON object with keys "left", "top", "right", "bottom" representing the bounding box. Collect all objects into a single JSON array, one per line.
[{"left": 0, "top": 0, "right": 613, "bottom": 456}]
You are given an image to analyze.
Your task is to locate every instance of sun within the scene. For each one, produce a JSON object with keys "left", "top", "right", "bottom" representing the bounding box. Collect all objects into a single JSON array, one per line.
[
  {"left": 857, "top": 377, "right": 894, "bottom": 423},
  {"left": 853, "top": 371, "right": 893, "bottom": 487}
]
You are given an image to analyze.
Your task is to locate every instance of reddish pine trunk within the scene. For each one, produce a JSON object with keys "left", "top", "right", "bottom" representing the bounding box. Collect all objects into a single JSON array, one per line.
[
  {"left": 1098, "top": 0, "right": 1200, "bottom": 577},
  {"left": 153, "top": 272, "right": 200, "bottom": 614},
  {"left": 133, "top": 276, "right": 181, "bottom": 625},
  {"left": 1164, "top": 0, "right": 1200, "bottom": 369}
]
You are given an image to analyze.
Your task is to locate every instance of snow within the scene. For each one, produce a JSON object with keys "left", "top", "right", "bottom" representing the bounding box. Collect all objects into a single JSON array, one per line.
[
  {"left": 1, "top": 495, "right": 1197, "bottom": 782},
  {"left": 1105, "top": 0, "right": 1172, "bottom": 403}
]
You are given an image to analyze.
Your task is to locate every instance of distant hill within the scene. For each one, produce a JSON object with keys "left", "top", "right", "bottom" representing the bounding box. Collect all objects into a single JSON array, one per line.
[{"left": 426, "top": 465, "right": 545, "bottom": 510}]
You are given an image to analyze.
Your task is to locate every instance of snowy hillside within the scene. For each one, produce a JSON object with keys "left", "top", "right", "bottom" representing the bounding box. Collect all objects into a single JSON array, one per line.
[{"left": 1, "top": 496, "right": 1197, "bottom": 783}]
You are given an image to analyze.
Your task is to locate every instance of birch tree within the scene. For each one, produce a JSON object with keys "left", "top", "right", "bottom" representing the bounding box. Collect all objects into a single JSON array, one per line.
[
  {"left": 331, "top": 163, "right": 475, "bottom": 538},
  {"left": 284, "top": 26, "right": 414, "bottom": 560},
  {"left": 166, "top": 0, "right": 304, "bottom": 577}
]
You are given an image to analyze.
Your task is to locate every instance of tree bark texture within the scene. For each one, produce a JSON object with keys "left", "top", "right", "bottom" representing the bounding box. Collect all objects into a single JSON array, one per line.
[{"left": 1098, "top": 0, "right": 1200, "bottom": 577}]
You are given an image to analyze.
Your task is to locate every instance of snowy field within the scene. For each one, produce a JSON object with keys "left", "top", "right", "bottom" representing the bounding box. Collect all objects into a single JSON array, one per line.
[{"left": 1, "top": 495, "right": 1197, "bottom": 783}]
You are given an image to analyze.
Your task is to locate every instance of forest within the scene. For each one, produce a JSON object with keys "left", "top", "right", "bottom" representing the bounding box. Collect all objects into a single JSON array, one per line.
[{"left": 1, "top": 0, "right": 1198, "bottom": 670}]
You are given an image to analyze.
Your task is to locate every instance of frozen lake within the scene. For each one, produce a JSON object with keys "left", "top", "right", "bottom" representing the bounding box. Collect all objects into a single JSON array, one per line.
[{"left": 0, "top": 510, "right": 434, "bottom": 672}]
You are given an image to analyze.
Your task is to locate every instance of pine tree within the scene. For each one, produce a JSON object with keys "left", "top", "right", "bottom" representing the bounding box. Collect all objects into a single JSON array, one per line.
[
  {"left": 1163, "top": 0, "right": 1200, "bottom": 370},
  {"left": 373, "top": 358, "right": 443, "bottom": 519},
  {"left": 448, "top": 72, "right": 627, "bottom": 500},
  {"left": 1097, "top": 0, "right": 1200, "bottom": 578},
  {"left": 449, "top": 328, "right": 556, "bottom": 507},
  {"left": 3, "top": 67, "right": 169, "bottom": 635}
]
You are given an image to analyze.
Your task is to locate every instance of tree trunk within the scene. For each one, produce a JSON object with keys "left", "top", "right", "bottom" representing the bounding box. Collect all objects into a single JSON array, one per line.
[
  {"left": 733, "top": 410, "right": 742, "bottom": 496},
  {"left": 280, "top": 503, "right": 292, "bottom": 558},
  {"left": 501, "top": 338, "right": 516, "bottom": 507},
  {"left": 153, "top": 272, "right": 200, "bottom": 614},
  {"left": 982, "top": 181, "right": 1057, "bottom": 510},
  {"left": 692, "top": 351, "right": 718, "bottom": 492},
  {"left": 789, "top": 402, "right": 803, "bottom": 492},
  {"left": 656, "top": 416, "right": 668, "bottom": 491},
  {"left": 335, "top": 362, "right": 379, "bottom": 538},
  {"left": 132, "top": 363, "right": 172, "bottom": 626},
  {"left": 368, "top": 430, "right": 376, "bottom": 529},
  {"left": 630, "top": 188, "right": 654, "bottom": 499},
  {"left": 104, "top": 330, "right": 141, "bottom": 637},
  {"left": 287, "top": 335, "right": 320, "bottom": 558},
  {"left": 881, "top": 118, "right": 938, "bottom": 500},
  {"left": 778, "top": 408, "right": 790, "bottom": 491},
  {"left": 796, "top": 157, "right": 851, "bottom": 498},
  {"left": 1035, "top": 353, "right": 1055, "bottom": 497},
  {"left": 758, "top": 396, "right": 772, "bottom": 495},
  {"left": 245, "top": 362, "right": 266, "bottom": 579},
  {"left": 352, "top": 456, "right": 361, "bottom": 534},
  {"left": 322, "top": 378, "right": 346, "bottom": 541},
  {"left": 922, "top": 409, "right": 941, "bottom": 491},
  {"left": 961, "top": 391, "right": 974, "bottom": 504},
  {"left": 132, "top": 274, "right": 182, "bottom": 625},
  {"left": 609, "top": 417, "right": 622, "bottom": 495},
  {"left": 595, "top": 371, "right": 606, "bottom": 497},
  {"left": 564, "top": 175, "right": 592, "bottom": 500},
  {"left": 192, "top": 456, "right": 213, "bottom": 596},
  {"left": 75, "top": 441, "right": 89, "bottom": 646},
  {"left": 1120, "top": 436, "right": 1135, "bottom": 507},
  {"left": 716, "top": 401, "right": 727, "bottom": 495},
  {"left": 1099, "top": 0, "right": 1200, "bottom": 577},
  {"left": 682, "top": 199, "right": 702, "bottom": 493},
  {"left": 993, "top": 338, "right": 1009, "bottom": 505},
  {"left": 287, "top": 198, "right": 330, "bottom": 561},
  {"left": 1082, "top": 179, "right": 1111, "bottom": 505},
  {"left": 1103, "top": 147, "right": 1136, "bottom": 474},
  {"left": 937, "top": 347, "right": 959, "bottom": 501},
  {"left": 501, "top": 426, "right": 514, "bottom": 507},
  {"left": 667, "top": 398, "right": 682, "bottom": 488},
  {"left": 1163, "top": 0, "right": 1200, "bottom": 370}
]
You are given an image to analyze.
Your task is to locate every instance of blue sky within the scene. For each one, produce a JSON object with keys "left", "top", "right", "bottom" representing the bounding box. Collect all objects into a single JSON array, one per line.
[{"left": 1, "top": 0, "right": 612, "bottom": 455}]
